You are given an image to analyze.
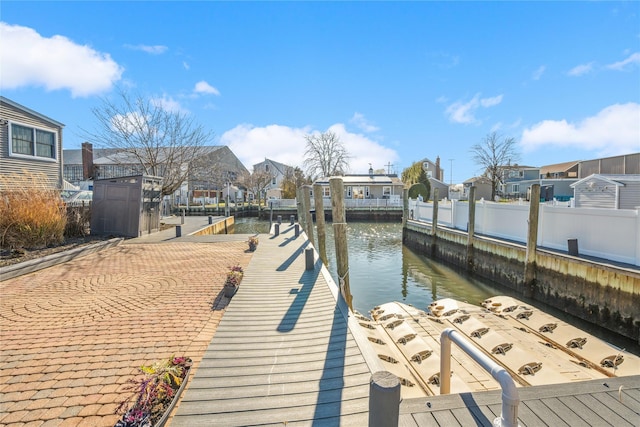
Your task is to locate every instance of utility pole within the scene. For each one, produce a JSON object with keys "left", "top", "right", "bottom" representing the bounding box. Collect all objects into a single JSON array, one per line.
[
  {"left": 448, "top": 159, "right": 454, "bottom": 185},
  {"left": 385, "top": 162, "right": 393, "bottom": 175}
]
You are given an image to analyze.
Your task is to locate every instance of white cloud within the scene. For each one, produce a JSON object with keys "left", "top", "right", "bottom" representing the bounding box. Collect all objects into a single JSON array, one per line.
[
  {"left": 0, "top": 22, "right": 123, "bottom": 97},
  {"left": 183, "top": 61, "right": 190, "bottom": 70},
  {"left": 220, "top": 122, "right": 398, "bottom": 175},
  {"left": 445, "top": 93, "right": 503, "bottom": 124},
  {"left": 480, "top": 95, "right": 503, "bottom": 108},
  {"left": 124, "top": 44, "right": 168, "bottom": 55},
  {"left": 349, "top": 112, "right": 379, "bottom": 133},
  {"left": 194, "top": 81, "right": 220, "bottom": 96},
  {"left": 532, "top": 65, "right": 546, "bottom": 80},
  {"left": 568, "top": 62, "right": 594, "bottom": 76},
  {"left": 151, "top": 94, "right": 187, "bottom": 113},
  {"left": 607, "top": 52, "right": 640, "bottom": 71},
  {"left": 521, "top": 103, "right": 640, "bottom": 156}
]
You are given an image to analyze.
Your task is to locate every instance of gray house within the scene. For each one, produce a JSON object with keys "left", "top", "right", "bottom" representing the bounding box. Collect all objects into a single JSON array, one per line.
[
  {"left": 313, "top": 173, "right": 404, "bottom": 201},
  {"left": 0, "top": 96, "right": 64, "bottom": 190},
  {"left": 571, "top": 174, "right": 640, "bottom": 209},
  {"left": 252, "top": 158, "right": 294, "bottom": 199}
]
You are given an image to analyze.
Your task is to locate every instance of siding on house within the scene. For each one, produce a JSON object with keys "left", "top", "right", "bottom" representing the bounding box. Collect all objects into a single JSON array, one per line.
[
  {"left": 571, "top": 174, "right": 640, "bottom": 209},
  {"left": 0, "top": 97, "right": 64, "bottom": 190}
]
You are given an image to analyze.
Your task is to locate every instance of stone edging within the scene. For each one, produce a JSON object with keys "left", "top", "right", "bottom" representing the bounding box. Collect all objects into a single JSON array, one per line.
[{"left": 0, "top": 238, "right": 124, "bottom": 282}]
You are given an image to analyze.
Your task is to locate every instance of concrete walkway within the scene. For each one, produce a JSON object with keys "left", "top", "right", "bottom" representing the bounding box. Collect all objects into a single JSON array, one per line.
[{"left": 0, "top": 216, "right": 253, "bottom": 426}]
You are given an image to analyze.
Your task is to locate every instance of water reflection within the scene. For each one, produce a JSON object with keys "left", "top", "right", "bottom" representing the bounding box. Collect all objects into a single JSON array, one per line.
[{"left": 235, "top": 218, "right": 497, "bottom": 314}]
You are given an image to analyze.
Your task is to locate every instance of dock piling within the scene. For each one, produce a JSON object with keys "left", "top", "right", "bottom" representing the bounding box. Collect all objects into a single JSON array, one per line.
[{"left": 369, "top": 371, "right": 400, "bottom": 427}]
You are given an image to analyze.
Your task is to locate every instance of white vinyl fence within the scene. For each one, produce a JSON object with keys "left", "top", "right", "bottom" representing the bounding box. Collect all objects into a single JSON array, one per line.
[{"left": 409, "top": 199, "right": 640, "bottom": 266}]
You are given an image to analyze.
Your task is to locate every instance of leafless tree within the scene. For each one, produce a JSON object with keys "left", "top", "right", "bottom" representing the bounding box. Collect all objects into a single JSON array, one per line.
[
  {"left": 303, "top": 131, "right": 350, "bottom": 179},
  {"left": 470, "top": 132, "right": 520, "bottom": 200},
  {"left": 83, "top": 88, "right": 213, "bottom": 197}
]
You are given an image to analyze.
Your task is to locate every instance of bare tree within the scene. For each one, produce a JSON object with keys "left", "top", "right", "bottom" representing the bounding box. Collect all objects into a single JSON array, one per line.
[
  {"left": 303, "top": 131, "right": 350, "bottom": 179},
  {"left": 470, "top": 132, "right": 520, "bottom": 200},
  {"left": 238, "top": 168, "right": 273, "bottom": 208},
  {"left": 83, "top": 88, "right": 213, "bottom": 197}
]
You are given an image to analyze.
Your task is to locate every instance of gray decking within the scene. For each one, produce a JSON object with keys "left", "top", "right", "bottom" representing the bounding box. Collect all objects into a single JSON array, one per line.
[
  {"left": 171, "top": 223, "right": 377, "bottom": 426},
  {"left": 400, "top": 374, "right": 640, "bottom": 427}
]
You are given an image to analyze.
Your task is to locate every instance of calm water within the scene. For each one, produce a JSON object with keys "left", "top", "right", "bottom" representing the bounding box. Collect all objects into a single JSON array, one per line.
[
  {"left": 234, "top": 217, "right": 640, "bottom": 353},
  {"left": 234, "top": 218, "right": 500, "bottom": 314}
]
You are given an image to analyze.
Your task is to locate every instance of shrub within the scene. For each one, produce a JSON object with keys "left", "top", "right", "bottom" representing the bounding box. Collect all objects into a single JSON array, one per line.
[
  {"left": 0, "top": 172, "right": 67, "bottom": 250},
  {"left": 408, "top": 182, "right": 430, "bottom": 201},
  {"left": 65, "top": 205, "right": 91, "bottom": 238}
]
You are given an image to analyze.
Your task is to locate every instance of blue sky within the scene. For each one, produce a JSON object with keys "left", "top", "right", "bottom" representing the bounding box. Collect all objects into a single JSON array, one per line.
[{"left": 1, "top": 1, "right": 639, "bottom": 183}]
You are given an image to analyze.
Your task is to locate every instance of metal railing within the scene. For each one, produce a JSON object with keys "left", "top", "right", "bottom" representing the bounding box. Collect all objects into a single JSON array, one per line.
[{"left": 440, "top": 328, "right": 520, "bottom": 427}]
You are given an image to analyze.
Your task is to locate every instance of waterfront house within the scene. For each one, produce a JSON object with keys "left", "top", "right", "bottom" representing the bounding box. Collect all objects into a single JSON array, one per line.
[
  {"left": 252, "top": 158, "right": 294, "bottom": 199},
  {"left": 64, "top": 143, "right": 248, "bottom": 205},
  {"left": 313, "top": 172, "right": 404, "bottom": 202},
  {"left": 0, "top": 96, "right": 64, "bottom": 190},
  {"left": 571, "top": 174, "right": 640, "bottom": 209}
]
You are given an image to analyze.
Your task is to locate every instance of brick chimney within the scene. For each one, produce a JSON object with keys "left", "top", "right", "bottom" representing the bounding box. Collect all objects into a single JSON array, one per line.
[{"left": 81, "top": 142, "right": 94, "bottom": 180}]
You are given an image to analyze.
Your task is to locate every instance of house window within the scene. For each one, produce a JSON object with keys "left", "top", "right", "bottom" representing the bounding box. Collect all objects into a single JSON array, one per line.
[
  {"left": 365, "top": 186, "right": 370, "bottom": 198},
  {"left": 512, "top": 184, "right": 520, "bottom": 193},
  {"left": 271, "top": 177, "right": 276, "bottom": 185},
  {"left": 383, "top": 186, "right": 391, "bottom": 196},
  {"left": 322, "top": 187, "right": 330, "bottom": 197},
  {"left": 346, "top": 186, "right": 352, "bottom": 198},
  {"left": 9, "top": 123, "right": 57, "bottom": 160}
]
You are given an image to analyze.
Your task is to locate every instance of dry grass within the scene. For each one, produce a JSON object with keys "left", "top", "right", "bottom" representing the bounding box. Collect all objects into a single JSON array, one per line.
[{"left": 0, "top": 172, "right": 67, "bottom": 250}]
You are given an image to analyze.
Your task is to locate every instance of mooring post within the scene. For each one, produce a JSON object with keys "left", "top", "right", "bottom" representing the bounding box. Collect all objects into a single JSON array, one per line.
[
  {"left": 466, "top": 186, "right": 476, "bottom": 271},
  {"left": 305, "top": 247, "right": 314, "bottom": 270},
  {"left": 524, "top": 184, "right": 541, "bottom": 298},
  {"left": 274, "top": 223, "right": 280, "bottom": 237},
  {"left": 302, "top": 185, "right": 315, "bottom": 247},
  {"left": 181, "top": 209, "right": 185, "bottom": 224},
  {"left": 330, "top": 177, "right": 353, "bottom": 310},
  {"left": 431, "top": 188, "right": 439, "bottom": 256},
  {"left": 296, "top": 187, "right": 305, "bottom": 233},
  {"left": 402, "top": 188, "right": 409, "bottom": 227},
  {"left": 175, "top": 225, "right": 182, "bottom": 238},
  {"left": 208, "top": 216, "right": 213, "bottom": 225},
  {"left": 290, "top": 215, "right": 295, "bottom": 225},
  {"left": 368, "top": 371, "right": 400, "bottom": 427},
  {"left": 313, "top": 183, "right": 328, "bottom": 266},
  {"left": 277, "top": 214, "right": 282, "bottom": 224}
]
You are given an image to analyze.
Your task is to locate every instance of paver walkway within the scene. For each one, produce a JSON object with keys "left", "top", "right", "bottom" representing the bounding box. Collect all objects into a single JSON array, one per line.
[{"left": 0, "top": 221, "right": 253, "bottom": 426}]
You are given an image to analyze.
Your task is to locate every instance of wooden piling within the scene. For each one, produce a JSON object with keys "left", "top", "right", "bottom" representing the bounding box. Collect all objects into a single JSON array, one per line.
[
  {"left": 466, "top": 186, "right": 476, "bottom": 271},
  {"left": 302, "top": 185, "right": 315, "bottom": 247},
  {"left": 313, "top": 183, "right": 328, "bottom": 266},
  {"left": 431, "top": 188, "right": 439, "bottom": 256},
  {"left": 402, "top": 188, "right": 409, "bottom": 227},
  {"left": 296, "top": 187, "right": 305, "bottom": 232},
  {"left": 524, "top": 184, "right": 540, "bottom": 298},
  {"left": 330, "top": 177, "right": 353, "bottom": 310}
]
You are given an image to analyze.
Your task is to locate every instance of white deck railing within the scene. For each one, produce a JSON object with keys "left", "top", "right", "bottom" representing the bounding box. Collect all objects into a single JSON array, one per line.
[{"left": 440, "top": 328, "right": 520, "bottom": 427}]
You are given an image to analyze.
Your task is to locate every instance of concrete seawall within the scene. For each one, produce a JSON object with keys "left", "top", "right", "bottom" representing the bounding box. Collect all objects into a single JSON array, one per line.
[{"left": 403, "top": 220, "right": 640, "bottom": 344}]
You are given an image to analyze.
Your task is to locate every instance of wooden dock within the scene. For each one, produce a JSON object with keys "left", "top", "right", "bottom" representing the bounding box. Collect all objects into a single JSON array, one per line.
[
  {"left": 170, "top": 221, "right": 640, "bottom": 426},
  {"left": 170, "top": 223, "right": 381, "bottom": 426}
]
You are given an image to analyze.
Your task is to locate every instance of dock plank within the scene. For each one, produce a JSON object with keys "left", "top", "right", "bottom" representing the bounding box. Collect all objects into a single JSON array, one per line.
[{"left": 171, "top": 229, "right": 373, "bottom": 426}]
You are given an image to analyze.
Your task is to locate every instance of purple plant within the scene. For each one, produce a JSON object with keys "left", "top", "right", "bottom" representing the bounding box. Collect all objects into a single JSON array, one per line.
[{"left": 115, "top": 356, "right": 192, "bottom": 427}]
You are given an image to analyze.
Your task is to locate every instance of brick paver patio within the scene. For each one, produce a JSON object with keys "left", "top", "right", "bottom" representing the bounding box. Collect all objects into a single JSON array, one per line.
[{"left": 0, "top": 241, "right": 252, "bottom": 426}]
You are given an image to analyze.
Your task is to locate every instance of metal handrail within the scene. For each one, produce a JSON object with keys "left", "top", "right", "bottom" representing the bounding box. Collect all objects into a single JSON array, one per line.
[{"left": 440, "top": 328, "right": 520, "bottom": 427}]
